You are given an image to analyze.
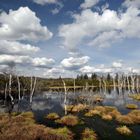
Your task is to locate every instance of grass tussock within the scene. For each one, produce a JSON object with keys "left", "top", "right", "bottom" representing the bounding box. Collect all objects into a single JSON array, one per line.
[
  {"left": 115, "top": 110, "right": 140, "bottom": 124},
  {"left": 0, "top": 113, "right": 73, "bottom": 140},
  {"left": 127, "top": 110, "right": 140, "bottom": 123},
  {"left": 116, "top": 115, "right": 134, "bottom": 124},
  {"left": 129, "top": 94, "right": 140, "bottom": 101},
  {"left": 126, "top": 104, "right": 138, "bottom": 109},
  {"left": 56, "top": 115, "right": 79, "bottom": 126},
  {"left": 108, "top": 109, "right": 121, "bottom": 118},
  {"left": 82, "top": 128, "right": 97, "bottom": 140},
  {"left": 116, "top": 126, "right": 132, "bottom": 136},
  {"left": 85, "top": 110, "right": 101, "bottom": 117},
  {"left": 66, "top": 105, "right": 74, "bottom": 112},
  {"left": 20, "top": 112, "right": 34, "bottom": 119},
  {"left": 94, "top": 95, "right": 104, "bottom": 103},
  {"left": 71, "top": 104, "right": 88, "bottom": 112},
  {"left": 46, "top": 113, "right": 59, "bottom": 120},
  {"left": 85, "top": 105, "right": 120, "bottom": 120},
  {"left": 102, "top": 114, "right": 112, "bottom": 121}
]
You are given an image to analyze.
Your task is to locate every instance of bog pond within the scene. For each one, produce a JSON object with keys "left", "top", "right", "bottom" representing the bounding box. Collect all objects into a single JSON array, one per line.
[{"left": 0, "top": 88, "right": 140, "bottom": 140}]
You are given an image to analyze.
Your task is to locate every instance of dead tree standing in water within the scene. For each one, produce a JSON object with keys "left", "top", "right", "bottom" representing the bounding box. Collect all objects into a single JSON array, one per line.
[{"left": 30, "top": 77, "right": 37, "bottom": 104}]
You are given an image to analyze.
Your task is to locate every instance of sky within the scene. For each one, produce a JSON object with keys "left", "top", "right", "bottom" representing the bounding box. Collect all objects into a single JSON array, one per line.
[{"left": 0, "top": 0, "right": 140, "bottom": 78}]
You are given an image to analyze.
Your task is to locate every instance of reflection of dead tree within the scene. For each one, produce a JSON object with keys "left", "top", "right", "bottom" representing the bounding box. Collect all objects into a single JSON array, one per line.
[
  {"left": 126, "top": 75, "right": 130, "bottom": 92},
  {"left": 102, "top": 76, "right": 106, "bottom": 94},
  {"left": 131, "top": 75, "right": 135, "bottom": 93},
  {"left": 62, "top": 79, "right": 68, "bottom": 115},
  {"left": 62, "top": 79, "right": 67, "bottom": 104},
  {"left": 30, "top": 77, "right": 37, "bottom": 104},
  {"left": 4, "top": 83, "right": 8, "bottom": 101},
  {"left": 98, "top": 77, "right": 102, "bottom": 93}
]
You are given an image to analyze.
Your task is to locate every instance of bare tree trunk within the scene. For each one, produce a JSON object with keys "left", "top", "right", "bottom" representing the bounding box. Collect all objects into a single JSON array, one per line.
[
  {"left": 73, "top": 78, "right": 75, "bottom": 95},
  {"left": 136, "top": 76, "right": 139, "bottom": 93},
  {"left": 30, "top": 77, "right": 37, "bottom": 104},
  {"left": 102, "top": 78, "right": 106, "bottom": 94},
  {"left": 9, "top": 74, "right": 14, "bottom": 104},
  {"left": 30, "top": 76, "right": 33, "bottom": 94},
  {"left": 98, "top": 78, "right": 102, "bottom": 93},
  {"left": 17, "top": 76, "right": 21, "bottom": 100},
  {"left": 85, "top": 82, "right": 88, "bottom": 94}
]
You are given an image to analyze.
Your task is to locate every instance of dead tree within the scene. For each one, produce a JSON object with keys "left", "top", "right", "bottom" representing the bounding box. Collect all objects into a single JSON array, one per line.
[
  {"left": 30, "top": 77, "right": 37, "bottom": 104},
  {"left": 17, "top": 76, "right": 21, "bottom": 100},
  {"left": 9, "top": 74, "right": 14, "bottom": 104}
]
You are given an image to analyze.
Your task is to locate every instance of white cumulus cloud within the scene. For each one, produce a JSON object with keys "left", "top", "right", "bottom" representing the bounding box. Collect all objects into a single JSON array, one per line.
[
  {"left": 112, "top": 61, "right": 123, "bottom": 68},
  {"left": 0, "top": 40, "right": 39, "bottom": 55},
  {"left": 80, "top": 65, "right": 112, "bottom": 73},
  {"left": 32, "top": 57, "right": 55, "bottom": 68},
  {"left": 0, "top": 55, "right": 31, "bottom": 65},
  {"left": 32, "top": 0, "right": 58, "bottom": 5},
  {"left": 59, "top": 3, "right": 140, "bottom": 50},
  {"left": 61, "top": 56, "right": 90, "bottom": 70},
  {"left": 80, "top": 0, "right": 99, "bottom": 9},
  {"left": 0, "top": 7, "right": 53, "bottom": 41}
]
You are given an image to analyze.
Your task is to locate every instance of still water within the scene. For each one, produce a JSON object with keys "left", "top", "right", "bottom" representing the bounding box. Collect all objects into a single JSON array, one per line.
[{"left": 0, "top": 88, "right": 140, "bottom": 140}]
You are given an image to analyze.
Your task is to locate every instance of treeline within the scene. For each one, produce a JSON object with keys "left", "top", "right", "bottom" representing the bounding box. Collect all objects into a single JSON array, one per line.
[{"left": 0, "top": 73, "right": 140, "bottom": 94}]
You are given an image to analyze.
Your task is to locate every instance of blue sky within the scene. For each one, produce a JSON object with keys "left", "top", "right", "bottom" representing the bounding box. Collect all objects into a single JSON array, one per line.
[{"left": 0, "top": 0, "right": 140, "bottom": 77}]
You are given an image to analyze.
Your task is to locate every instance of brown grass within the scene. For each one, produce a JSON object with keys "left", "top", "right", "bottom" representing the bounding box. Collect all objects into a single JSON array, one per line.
[
  {"left": 128, "top": 110, "right": 140, "bottom": 123},
  {"left": 129, "top": 94, "right": 140, "bottom": 101},
  {"left": 20, "top": 111, "right": 34, "bottom": 119},
  {"left": 116, "top": 115, "right": 134, "bottom": 124},
  {"left": 126, "top": 104, "right": 138, "bottom": 109},
  {"left": 116, "top": 126, "right": 132, "bottom": 136},
  {"left": 102, "top": 114, "right": 112, "bottom": 121},
  {"left": 0, "top": 113, "right": 73, "bottom": 140},
  {"left": 66, "top": 105, "right": 74, "bottom": 112},
  {"left": 85, "top": 110, "right": 101, "bottom": 117},
  {"left": 56, "top": 115, "right": 79, "bottom": 126},
  {"left": 108, "top": 109, "right": 121, "bottom": 118},
  {"left": 71, "top": 104, "right": 88, "bottom": 112},
  {"left": 46, "top": 113, "right": 59, "bottom": 120},
  {"left": 85, "top": 105, "right": 120, "bottom": 120},
  {"left": 82, "top": 128, "right": 97, "bottom": 140}
]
